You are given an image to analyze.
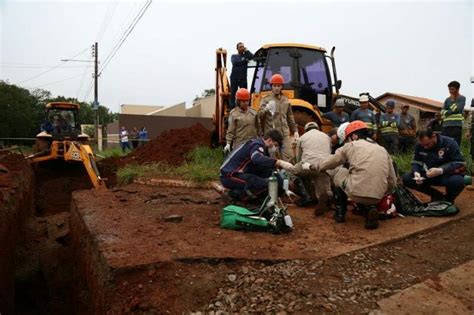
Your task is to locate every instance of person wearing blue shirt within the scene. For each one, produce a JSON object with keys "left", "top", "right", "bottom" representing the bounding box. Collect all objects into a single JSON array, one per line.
[
  {"left": 323, "top": 98, "right": 350, "bottom": 127},
  {"left": 220, "top": 129, "right": 293, "bottom": 203},
  {"left": 230, "top": 42, "right": 253, "bottom": 109},
  {"left": 138, "top": 126, "right": 148, "bottom": 146},
  {"left": 350, "top": 95, "right": 377, "bottom": 140},
  {"left": 402, "top": 128, "right": 466, "bottom": 203},
  {"left": 441, "top": 80, "right": 466, "bottom": 145}
]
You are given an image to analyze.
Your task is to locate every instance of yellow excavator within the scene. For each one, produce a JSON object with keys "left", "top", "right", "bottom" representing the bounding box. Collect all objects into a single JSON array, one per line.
[
  {"left": 26, "top": 102, "right": 106, "bottom": 190},
  {"left": 214, "top": 43, "right": 374, "bottom": 144}
]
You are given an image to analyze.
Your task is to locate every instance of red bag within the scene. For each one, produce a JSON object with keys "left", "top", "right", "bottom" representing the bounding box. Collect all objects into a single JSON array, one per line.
[{"left": 377, "top": 194, "right": 398, "bottom": 218}]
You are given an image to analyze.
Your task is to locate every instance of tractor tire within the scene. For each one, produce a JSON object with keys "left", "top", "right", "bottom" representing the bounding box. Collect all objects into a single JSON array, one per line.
[{"left": 293, "top": 109, "right": 318, "bottom": 134}]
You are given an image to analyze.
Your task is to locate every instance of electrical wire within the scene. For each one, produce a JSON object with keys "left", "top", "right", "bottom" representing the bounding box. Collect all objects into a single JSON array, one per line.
[
  {"left": 96, "top": 0, "right": 119, "bottom": 43},
  {"left": 28, "top": 72, "right": 89, "bottom": 88},
  {"left": 99, "top": 0, "right": 152, "bottom": 74},
  {"left": 15, "top": 46, "right": 90, "bottom": 85}
]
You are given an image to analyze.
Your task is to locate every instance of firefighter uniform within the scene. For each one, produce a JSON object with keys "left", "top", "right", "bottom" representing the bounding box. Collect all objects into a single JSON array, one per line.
[
  {"left": 402, "top": 134, "right": 466, "bottom": 202},
  {"left": 294, "top": 128, "right": 332, "bottom": 199},
  {"left": 350, "top": 108, "right": 377, "bottom": 136},
  {"left": 258, "top": 94, "right": 298, "bottom": 162},
  {"left": 379, "top": 112, "right": 400, "bottom": 154},
  {"left": 441, "top": 94, "right": 466, "bottom": 145},
  {"left": 225, "top": 107, "right": 258, "bottom": 150},
  {"left": 317, "top": 138, "right": 397, "bottom": 206}
]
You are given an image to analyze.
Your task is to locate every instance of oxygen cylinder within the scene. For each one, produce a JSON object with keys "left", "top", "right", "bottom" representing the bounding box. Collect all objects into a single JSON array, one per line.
[{"left": 268, "top": 171, "right": 278, "bottom": 204}]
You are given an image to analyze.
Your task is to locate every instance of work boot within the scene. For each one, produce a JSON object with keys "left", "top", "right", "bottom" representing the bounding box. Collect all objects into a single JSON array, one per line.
[
  {"left": 294, "top": 177, "right": 312, "bottom": 207},
  {"left": 314, "top": 193, "right": 329, "bottom": 216},
  {"left": 333, "top": 187, "right": 347, "bottom": 223},
  {"left": 365, "top": 205, "right": 379, "bottom": 230}
]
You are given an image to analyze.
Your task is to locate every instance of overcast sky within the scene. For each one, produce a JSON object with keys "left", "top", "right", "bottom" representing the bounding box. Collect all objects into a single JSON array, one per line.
[{"left": 1, "top": 0, "right": 473, "bottom": 113}]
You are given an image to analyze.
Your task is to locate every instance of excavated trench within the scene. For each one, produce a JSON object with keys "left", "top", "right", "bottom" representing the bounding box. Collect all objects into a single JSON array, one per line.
[
  {"left": 2, "top": 137, "right": 474, "bottom": 313},
  {"left": 0, "top": 154, "right": 93, "bottom": 314}
]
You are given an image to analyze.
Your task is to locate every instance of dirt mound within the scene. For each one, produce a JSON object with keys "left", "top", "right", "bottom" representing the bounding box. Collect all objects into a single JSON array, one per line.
[
  {"left": 99, "top": 124, "right": 212, "bottom": 186},
  {"left": 129, "top": 123, "right": 211, "bottom": 165}
]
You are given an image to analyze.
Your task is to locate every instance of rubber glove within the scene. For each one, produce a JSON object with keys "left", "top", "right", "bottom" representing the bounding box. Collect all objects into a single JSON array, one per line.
[
  {"left": 426, "top": 168, "right": 443, "bottom": 178},
  {"left": 302, "top": 162, "right": 313, "bottom": 171},
  {"left": 276, "top": 160, "right": 293, "bottom": 171},
  {"left": 223, "top": 143, "right": 231, "bottom": 154}
]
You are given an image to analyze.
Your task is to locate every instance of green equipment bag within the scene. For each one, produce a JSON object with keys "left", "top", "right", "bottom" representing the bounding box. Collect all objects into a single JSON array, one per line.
[
  {"left": 394, "top": 186, "right": 460, "bottom": 217},
  {"left": 220, "top": 205, "right": 269, "bottom": 231}
]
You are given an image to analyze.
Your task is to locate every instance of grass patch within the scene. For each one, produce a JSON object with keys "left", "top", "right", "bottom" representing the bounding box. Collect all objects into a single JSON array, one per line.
[
  {"left": 116, "top": 147, "right": 224, "bottom": 185},
  {"left": 98, "top": 147, "right": 127, "bottom": 158}
]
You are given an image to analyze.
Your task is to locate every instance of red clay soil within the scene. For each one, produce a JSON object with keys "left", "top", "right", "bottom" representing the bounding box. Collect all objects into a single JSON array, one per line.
[
  {"left": 0, "top": 152, "right": 34, "bottom": 314},
  {"left": 111, "top": 123, "right": 211, "bottom": 167},
  {"left": 69, "top": 183, "right": 474, "bottom": 313},
  {"left": 99, "top": 123, "right": 211, "bottom": 187},
  {"left": 34, "top": 161, "right": 92, "bottom": 216}
]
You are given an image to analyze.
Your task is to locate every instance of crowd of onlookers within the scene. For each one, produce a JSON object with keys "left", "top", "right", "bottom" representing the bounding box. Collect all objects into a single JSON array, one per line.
[{"left": 119, "top": 126, "right": 148, "bottom": 153}]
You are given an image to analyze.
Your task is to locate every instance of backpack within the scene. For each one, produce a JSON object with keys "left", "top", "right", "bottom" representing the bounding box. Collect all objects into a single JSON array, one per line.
[{"left": 393, "top": 186, "right": 459, "bottom": 217}]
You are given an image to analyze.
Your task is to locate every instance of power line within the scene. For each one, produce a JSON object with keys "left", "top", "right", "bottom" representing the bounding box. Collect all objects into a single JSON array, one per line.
[
  {"left": 1, "top": 64, "right": 92, "bottom": 69},
  {"left": 27, "top": 72, "right": 89, "bottom": 88},
  {"left": 99, "top": 0, "right": 152, "bottom": 74},
  {"left": 96, "top": 0, "right": 119, "bottom": 43},
  {"left": 15, "top": 46, "right": 90, "bottom": 85},
  {"left": 82, "top": 80, "right": 94, "bottom": 102}
]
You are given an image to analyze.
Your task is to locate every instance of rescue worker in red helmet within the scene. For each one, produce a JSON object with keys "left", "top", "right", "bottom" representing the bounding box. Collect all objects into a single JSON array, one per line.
[
  {"left": 224, "top": 88, "right": 258, "bottom": 153},
  {"left": 257, "top": 74, "right": 299, "bottom": 162},
  {"left": 303, "top": 120, "right": 397, "bottom": 229}
]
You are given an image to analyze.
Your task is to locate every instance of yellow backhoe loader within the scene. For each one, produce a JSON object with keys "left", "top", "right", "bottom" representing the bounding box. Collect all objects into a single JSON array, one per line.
[
  {"left": 26, "top": 102, "right": 106, "bottom": 190},
  {"left": 213, "top": 43, "right": 386, "bottom": 145}
]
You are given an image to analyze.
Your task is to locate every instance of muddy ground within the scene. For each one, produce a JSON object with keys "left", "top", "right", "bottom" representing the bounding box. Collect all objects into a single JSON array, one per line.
[
  {"left": 1, "top": 127, "right": 473, "bottom": 314},
  {"left": 71, "top": 182, "right": 474, "bottom": 314}
]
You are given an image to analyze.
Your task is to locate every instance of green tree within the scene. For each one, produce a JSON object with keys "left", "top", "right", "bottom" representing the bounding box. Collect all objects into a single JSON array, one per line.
[
  {"left": 0, "top": 81, "right": 43, "bottom": 138},
  {"left": 194, "top": 88, "right": 216, "bottom": 101}
]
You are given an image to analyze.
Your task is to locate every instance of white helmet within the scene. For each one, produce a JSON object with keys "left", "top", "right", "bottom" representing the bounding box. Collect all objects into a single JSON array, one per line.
[
  {"left": 359, "top": 94, "right": 369, "bottom": 102},
  {"left": 337, "top": 122, "right": 350, "bottom": 144},
  {"left": 304, "top": 121, "right": 319, "bottom": 131}
]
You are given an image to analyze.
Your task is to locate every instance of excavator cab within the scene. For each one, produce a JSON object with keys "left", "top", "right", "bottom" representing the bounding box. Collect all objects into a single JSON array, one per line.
[
  {"left": 249, "top": 44, "right": 341, "bottom": 132},
  {"left": 41, "top": 103, "right": 81, "bottom": 140}
]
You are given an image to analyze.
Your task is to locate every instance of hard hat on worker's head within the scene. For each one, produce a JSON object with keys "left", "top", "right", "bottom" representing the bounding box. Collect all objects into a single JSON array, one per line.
[
  {"left": 235, "top": 88, "right": 250, "bottom": 101},
  {"left": 304, "top": 121, "right": 319, "bottom": 132},
  {"left": 345, "top": 120, "right": 368, "bottom": 138},
  {"left": 386, "top": 100, "right": 395, "bottom": 108},
  {"left": 337, "top": 122, "right": 350, "bottom": 144},
  {"left": 270, "top": 74, "right": 284, "bottom": 85},
  {"left": 335, "top": 99, "right": 345, "bottom": 107},
  {"left": 359, "top": 95, "right": 369, "bottom": 103}
]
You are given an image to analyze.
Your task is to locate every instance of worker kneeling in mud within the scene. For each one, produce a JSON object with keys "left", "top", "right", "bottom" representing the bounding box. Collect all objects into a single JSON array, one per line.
[
  {"left": 220, "top": 129, "right": 294, "bottom": 203},
  {"left": 288, "top": 122, "right": 333, "bottom": 215},
  {"left": 303, "top": 121, "right": 397, "bottom": 229}
]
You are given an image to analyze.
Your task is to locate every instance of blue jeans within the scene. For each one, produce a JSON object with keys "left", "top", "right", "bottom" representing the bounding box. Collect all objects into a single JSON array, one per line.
[
  {"left": 120, "top": 141, "right": 131, "bottom": 153},
  {"left": 220, "top": 172, "right": 282, "bottom": 199},
  {"left": 402, "top": 171, "right": 464, "bottom": 201}
]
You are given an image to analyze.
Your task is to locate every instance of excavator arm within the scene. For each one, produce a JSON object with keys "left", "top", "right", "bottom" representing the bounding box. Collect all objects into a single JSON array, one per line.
[
  {"left": 26, "top": 140, "right": 106, "bottom": 190},
  {"left": 214, "top": 48, "right": 231, "bottom": 145}
]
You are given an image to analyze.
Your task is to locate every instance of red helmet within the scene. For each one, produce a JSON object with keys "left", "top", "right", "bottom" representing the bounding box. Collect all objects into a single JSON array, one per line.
[
  {"left": 270, "top": 74, "right": 284, "bottom": 85},
  {"left": 345, "top": 120, "right": 368, "bottom": 138},
  {"left": 235, "top": 88, "right": 250, "bottom": 101}
]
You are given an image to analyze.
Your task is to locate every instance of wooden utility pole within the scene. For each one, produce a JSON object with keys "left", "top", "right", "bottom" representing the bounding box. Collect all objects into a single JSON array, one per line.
[{"left": 93, "top": 42, "right": 99, "bottom": 146}]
